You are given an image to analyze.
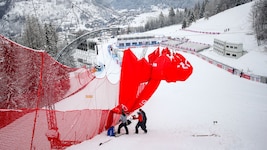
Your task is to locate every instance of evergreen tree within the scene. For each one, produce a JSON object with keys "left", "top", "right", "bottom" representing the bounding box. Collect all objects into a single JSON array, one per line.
[
  {"left": 0, "top": 40, "right": 42, "bottom": 109},
  {"left": 188, "top": 10, "right": 195, "bottom": 25},
  {"left": 251, "top": 0, "right": 267, "bottom": 45},
  {"left": 21, "top": 15, "right": 45, "bottom": 50},
  {"left": 193, "top": 2, "right": 201, "bottom": 20},
  {"left": 0, "top": 43, "right": 19, "bottom": 108},
  {"left": 159, "top": 12, "right": 165, "bottom": 28},
  {"left": 204, "top": 0, "right": 220, "bottom": 18},
  {"left": 175, "top": 9, "right": 184, "bottom": 24},
  {"left": 15, "top": 45, "right": 40, "bottom": 108},
  {"left": 168, "top": 7, "right": 176, "bottom": 25},
  {"left": 44, "top": 23, "right": 58, "bottom": 58},
  {"left": 182, "top": 20, "right": 187, "bottom": 29},
  {"left": 199, "top": 1, "right": 206, "bottom": 19}
]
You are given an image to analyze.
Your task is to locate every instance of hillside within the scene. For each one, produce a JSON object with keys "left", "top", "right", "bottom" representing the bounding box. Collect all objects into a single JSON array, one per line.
[
  {"left": 145, "top": 2, "right": 267, "bottom": 76},
  {"left": 0, "top": 1, "right": 266, "bottom": 150},
  {"left": 0, "top": 0, "right": 200, "bottom": 38},
  {"left": 66, "top": 2, "right": 267, "bottom": 149}
]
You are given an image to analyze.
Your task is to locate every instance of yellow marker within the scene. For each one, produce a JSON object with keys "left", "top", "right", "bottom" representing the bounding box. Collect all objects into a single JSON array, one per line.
[{"left": 86, "top": 95, "right": 93, "bottom": 98}]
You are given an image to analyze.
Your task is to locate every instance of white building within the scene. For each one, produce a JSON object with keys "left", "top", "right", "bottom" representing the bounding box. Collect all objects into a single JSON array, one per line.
[
  {"left": 116, "top": 33, "right": 164, "bottom": 49},
  {"left": 74, "top": 40, "right": 98, "bottom": 68},
  {"left": 213, "top": 38, "right": 245, "bottom": 58}
]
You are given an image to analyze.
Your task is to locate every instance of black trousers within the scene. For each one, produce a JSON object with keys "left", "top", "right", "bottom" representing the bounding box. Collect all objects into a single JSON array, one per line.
[
  {"left": 143, "top": 119, "right": 147, "bottom": 128},
  {"left": 118, "top": 123, "right": 128, "bottom": 134},
  {"left": 135, "top": 122, "right": 147, "bottom": 133}
]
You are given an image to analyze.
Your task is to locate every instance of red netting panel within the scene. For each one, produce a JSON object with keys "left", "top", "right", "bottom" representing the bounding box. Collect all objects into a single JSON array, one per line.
[
  {"left": 0, "top": 35, "right": 42, "bottom": 109},
  {"left": 0, "top": 34, "right": 94, "bottom": 123},
  {"left": 57, "top": 110, "right": 110, "bottom": 141},
  {"left": 84, "top": 77, "right": 120, "bottom": 110},
  {"left": 0, "top": 109, "right": 120, "bottom": 149},
  {"left": 0, "top": 35, "right": 121, "bottom": 149},
  {"left": 62, "top": 68, "right": 95, "bottom": 99},
  {"left": 54, "top": 76, "right": 120, "bottom": 111},
  {"left": 1, "top": 34, "right": 194, "bottom": 149},
  {"left": 0, "top": 110, "right": 41, "bottom": 149},
  {"left": 0, "top": 109, "right": 34, "bottom": 128},
  {"left": 0, "top": 34, "right": 83, "bottom": 110}
]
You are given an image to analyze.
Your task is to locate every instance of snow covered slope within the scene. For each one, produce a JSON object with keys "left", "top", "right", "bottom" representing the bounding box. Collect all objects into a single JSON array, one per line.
[
  {"left": 146, "top": 2, "right": 267, "bottom": 76},
  {"left": 66, "top": 2, "right": 267, "bottom": 150},
  {"left": 67, "top": 49, "right": 267, "bottom": 150}
]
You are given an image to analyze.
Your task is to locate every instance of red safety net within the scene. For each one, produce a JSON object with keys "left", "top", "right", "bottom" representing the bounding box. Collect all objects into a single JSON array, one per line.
[
  {"left": 0, "top": 35, "right": 120, "bottom": 149},
  {"left": 0, "top": 109, "right": 119, "bottom": 149}
]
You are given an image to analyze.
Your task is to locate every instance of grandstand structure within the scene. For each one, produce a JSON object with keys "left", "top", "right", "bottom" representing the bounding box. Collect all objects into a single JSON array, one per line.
[
  {"left": 56, "top": 27, "right": 121, "bottom": 68},
  {"left": 74, "top": 39, "right": 98, "bottom": 68},
  {"left": 116, "top": 33, "right": 163, "bottom": 49}
]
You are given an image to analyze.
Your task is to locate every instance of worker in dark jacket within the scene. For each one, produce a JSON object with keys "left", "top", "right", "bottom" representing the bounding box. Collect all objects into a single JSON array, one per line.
[
  {"left": 132, "top": 111, "right": 147, "bottom": 134},
  {"left": 139, "top": 109, "right": 147, "bottom": 128}
]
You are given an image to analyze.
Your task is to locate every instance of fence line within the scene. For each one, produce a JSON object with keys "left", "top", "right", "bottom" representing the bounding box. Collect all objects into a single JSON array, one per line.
[{"left": 161, "top": 43, "right": 267, "bottom": 84}]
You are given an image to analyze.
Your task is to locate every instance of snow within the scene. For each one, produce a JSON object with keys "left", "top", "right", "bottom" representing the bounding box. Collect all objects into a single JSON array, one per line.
[
  {"left": 145, "top": 2, "right": 267, "bottom": 76},
  {"left": 130, "top": 7, "right": 170, "bottom": 27},
  {"left": 64, "top": 2, "right": 267, "bottom": 150}
]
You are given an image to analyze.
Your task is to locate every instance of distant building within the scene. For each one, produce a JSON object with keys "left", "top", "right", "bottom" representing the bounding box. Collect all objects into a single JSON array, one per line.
[
  {"left": 161, "top": 37, "right": 210, "bottom": 52},
  {"left": 213, "top": 38, "right": 246, "bottom": 58},
  {"left": 74, "top": 39, "right": 98, "bottom": 68},
  {"left": 116, "top": 33, "right": 163, "bottom": 49}
]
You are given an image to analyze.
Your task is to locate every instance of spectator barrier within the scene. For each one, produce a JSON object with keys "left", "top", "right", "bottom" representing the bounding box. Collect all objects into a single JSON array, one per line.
[
  {"left": 161, "top": 43, "right": 267, "bottom": 84},
  {"left": 181, "top": 29, "right": 221, "bottom": 35}
]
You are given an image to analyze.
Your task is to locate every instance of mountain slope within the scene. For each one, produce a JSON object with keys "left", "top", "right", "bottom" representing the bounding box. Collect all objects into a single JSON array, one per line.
[
  {"left": 109, "top": 0, "right": 200, "bottom": 10},
  {"left": 0, "top": 0, "right": 201, "bottom": 38},
  {"left": 66, "top": 2, "right": 267, "bottom": 150},
  {"left": 145, "top": 2, "right": 267, "bottom": 76}
]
